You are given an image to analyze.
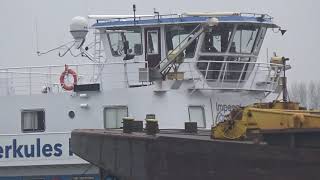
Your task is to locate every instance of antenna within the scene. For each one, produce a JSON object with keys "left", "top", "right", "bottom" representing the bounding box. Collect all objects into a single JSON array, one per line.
[
  {"left": 133, "top": 4, "right": 136, "bottom": 25},
  {"left": 282, "top": 57, "right": 290, "bottom": 102},
  {"left": 35, "top": 17, "right": 40, "bottom": 55},
  {"left": 154, "top": 8, "right": 160, "bottom": 22}
]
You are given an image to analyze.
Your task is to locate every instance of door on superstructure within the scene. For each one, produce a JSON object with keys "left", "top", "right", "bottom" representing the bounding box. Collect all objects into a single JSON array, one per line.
[
  {"left": 145, "top": 27, "right": 161, "bottom": 68},
  {"left": 104, "top": 106, "right": 128, "bottom": 128}
]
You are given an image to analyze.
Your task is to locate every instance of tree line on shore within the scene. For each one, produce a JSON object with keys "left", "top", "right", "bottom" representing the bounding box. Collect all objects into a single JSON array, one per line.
[{"left": 289, "top": 81, "right": 320, "bottom": 109}]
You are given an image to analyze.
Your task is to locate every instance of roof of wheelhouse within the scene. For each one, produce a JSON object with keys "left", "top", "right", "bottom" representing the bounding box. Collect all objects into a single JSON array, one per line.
[{"left": 90, "top": 12, "right": 278, "bottom": 28}]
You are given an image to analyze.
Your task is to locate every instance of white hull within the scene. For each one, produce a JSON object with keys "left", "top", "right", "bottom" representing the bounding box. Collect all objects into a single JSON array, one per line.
[{"left": 0, "top": 84, "right": 264, "bottom": 168}]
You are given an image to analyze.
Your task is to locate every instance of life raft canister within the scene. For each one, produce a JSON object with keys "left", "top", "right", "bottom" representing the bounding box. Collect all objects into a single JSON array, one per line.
[{"left": 60, "top": 65, "right": 78, "bottom": 91}]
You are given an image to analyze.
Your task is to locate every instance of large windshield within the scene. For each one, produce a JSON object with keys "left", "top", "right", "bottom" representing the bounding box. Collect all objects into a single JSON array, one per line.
[
  {"left": 197, "top": 56, "right": 252, "bottom": 81},
  {"left": 231, "top": 25, "right": 260, "bottom": 54},
  {"left": 197, "top": 23, "right": 264, "bottom": 83},
  {"left": 166, "top": 24, "right": 198, "bottom": 58},
  {"left": 202, "top": 24, "right": 234, "bottom": 53},
  {"left": 107, "top": 28, "right": 142, "bottom": 56}
]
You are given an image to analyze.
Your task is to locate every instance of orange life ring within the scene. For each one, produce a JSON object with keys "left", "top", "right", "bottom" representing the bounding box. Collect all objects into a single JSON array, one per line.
[{"left": 60, "top": 65, "right": 77, "bottom": 91}]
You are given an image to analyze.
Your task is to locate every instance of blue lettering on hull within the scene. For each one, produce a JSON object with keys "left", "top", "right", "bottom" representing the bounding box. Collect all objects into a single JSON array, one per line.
[
  {"left": 0, "top": 138, "right": 64, "bottom": 159},
  {"left": 215, "top": 102, "right": 242, "bottom": 124}
]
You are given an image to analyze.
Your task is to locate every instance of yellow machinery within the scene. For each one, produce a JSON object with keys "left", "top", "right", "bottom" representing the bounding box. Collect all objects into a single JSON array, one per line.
[
  {"left": 212, "top": 101, "right": 320, "bottom": 140},
  {"left": 212, "top": 56, "right": 320, "bottom": 141}
]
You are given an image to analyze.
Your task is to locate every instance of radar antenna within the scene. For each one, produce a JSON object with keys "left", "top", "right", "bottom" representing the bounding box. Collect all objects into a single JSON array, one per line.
[{"left": 37, "top": 16, "right": 94, "bottom": 60}]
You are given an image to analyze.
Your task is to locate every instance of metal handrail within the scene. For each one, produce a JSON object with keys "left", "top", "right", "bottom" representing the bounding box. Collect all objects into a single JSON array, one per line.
[
  {"left": 93, "top": 12, "right": 273, "bottom": 23},
  {"left": 0, "top": 61, "right": 149, "bottom": 96},
  {"left": 0, "top": 61, "right": 147, "bottom": 71},
  {"left": 180, "top": 60, "right": 283, "bottom": 92},
  {"left": 0, "top": 60, "right": 283, "bottom": 95}
]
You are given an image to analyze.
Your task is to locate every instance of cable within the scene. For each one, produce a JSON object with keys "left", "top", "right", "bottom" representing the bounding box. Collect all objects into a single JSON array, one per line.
[
  {"left": 37, "top": 40, "right": 75, "bottom": 56},
  {"left": 58, "top": 42, "right": 76, "bottom": 57}
]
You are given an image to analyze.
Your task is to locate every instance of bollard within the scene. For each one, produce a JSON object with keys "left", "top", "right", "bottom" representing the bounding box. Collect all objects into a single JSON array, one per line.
[
  {"left": 123, "top": 117, "right": 134, "bottom": 133},
  {"left": 185, "top": 122, "right": 198, "bottom": 133},
  {"left": 145, "top": 119, "right": 158, "bottom": 135}
]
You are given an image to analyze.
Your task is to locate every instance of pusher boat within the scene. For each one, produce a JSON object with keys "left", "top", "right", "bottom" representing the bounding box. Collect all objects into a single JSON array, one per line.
[{"left": 0, "top": 9, "right": 287, "bottom": 179}]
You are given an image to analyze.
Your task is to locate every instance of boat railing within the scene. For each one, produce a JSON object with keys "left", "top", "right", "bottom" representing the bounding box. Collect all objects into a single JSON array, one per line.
[
  {"left": 180, "top": 60, "right": 283, "bottom": 92},
  {"left": 0, "top": 60, "right": 283, "bottom": 96},
  {"left": 0, "top": 61, "right": 148, "bottom": 96},
  {"left": 93, "top": 13, "right": 197, "bottom": 24},
  {"left": 93, "top": 12, "right": 273, "bottom": 24}
]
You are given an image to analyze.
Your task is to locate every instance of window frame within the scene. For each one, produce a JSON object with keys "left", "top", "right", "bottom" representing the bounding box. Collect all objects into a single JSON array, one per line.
[
  {"left": 107, "top": 28, "right": 143, "bottom": 57},
  {"left": 188, "top": 105, "right": 206, "bottom": 128},
  {"left": 103, "top": 106, "right": 128, "bottom": 129},
  {"left": 165, "top": 24, "right": 199, "bottom": 59},
  {"left": 201, "top": 24, "right": 234, "bottom": 54},
  {"left": 21, "top": 109, "right": 46, "bottom": 133},
  {"left": 230, "top": 24, "right": 261, "bottom": 54},
  {"left": 146, "top": 30, "right": 160, "bottom": 55},
  {"left": 253, "top": 27, "right": 267, "bottom": 55},
  {"left": 197, "top": 56, "right": 225, "bottom": 81},
  {"left": 107, "top": 32, "right": 123, "bottom": 57}
]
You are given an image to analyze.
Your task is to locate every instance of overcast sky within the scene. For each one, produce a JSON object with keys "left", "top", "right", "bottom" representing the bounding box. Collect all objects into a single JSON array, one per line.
[{"left": 0, "top": 0, "right": 319, "bottom": 83}]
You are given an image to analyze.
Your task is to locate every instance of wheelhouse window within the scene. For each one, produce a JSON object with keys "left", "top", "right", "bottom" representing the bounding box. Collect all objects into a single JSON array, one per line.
[
  {"left": 107, "top": 28, "right": 142, "bottom": 56},
  {"left": 21, "top": 110, "right": 45, "bottom": 133},
  {"left": 231, "top": 25, "right": 260, "bottom": 54},
  {"left": 104, "top": 106, "right": 128, "bottom": 128},
  {"left": 253, "top": 27, "right": 267, "bottom": 55},
  {"left": 147, "top": 31, "right": 159, "bottom": 54},
  {"left": 188, "top": 106, "right": 206, "bottom": 128},
  {"left": 166, "top": 24, "right": 198, "bottom": 58},
  {"left": 197, "top": 56, "right": 224, "bottom": 80},
  {"left": 196, "top": 23, "right": 264, "bottom": 85},
  {"left": 223, "top": 57, "right": 251, "bottom": 82},
  {"left": 197, "top": 56, "right": 253, "bottom": 82},
  {"left": 202, "top": 24, "right": 233, "bottom": 53}
]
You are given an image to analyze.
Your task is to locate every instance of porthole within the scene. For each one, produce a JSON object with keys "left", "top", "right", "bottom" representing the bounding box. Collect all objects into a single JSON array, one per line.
[{"left": 68, "top": 111, "right": 75, "bottom": 119}]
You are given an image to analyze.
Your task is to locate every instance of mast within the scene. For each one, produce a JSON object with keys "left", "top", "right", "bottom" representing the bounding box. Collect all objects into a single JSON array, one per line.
[{"left": 282, "top": 57, "right": 289, "bottom": 102}]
